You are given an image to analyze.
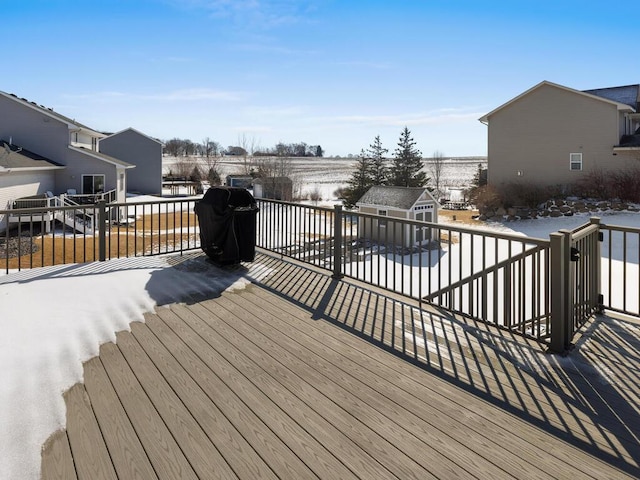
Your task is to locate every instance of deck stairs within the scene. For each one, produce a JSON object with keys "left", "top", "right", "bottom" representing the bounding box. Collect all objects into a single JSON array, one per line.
[{"left": 54, "top": 196, "right": 96, "bottom": 234}]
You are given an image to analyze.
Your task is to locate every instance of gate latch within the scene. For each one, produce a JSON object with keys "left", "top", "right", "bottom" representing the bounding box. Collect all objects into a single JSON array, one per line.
[{"left": 570, "top": 247, "right": 580, "bottom": 262}]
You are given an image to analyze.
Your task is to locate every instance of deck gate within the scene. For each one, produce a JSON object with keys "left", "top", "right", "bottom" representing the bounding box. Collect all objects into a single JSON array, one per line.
[{"left": 550, "top": 218, "right": 602, "bottom": 352}]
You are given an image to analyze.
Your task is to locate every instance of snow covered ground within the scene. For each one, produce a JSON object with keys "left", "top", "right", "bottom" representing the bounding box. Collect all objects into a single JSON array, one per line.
[
  {"left": 1, "top": 200, "right": 639, "bottom": 479},
  {"left": 163, "top": 155, "right": 487, "bottom": 203}
]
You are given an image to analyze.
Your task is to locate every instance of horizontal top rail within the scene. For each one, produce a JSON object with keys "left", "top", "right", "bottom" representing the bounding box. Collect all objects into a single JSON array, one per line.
[
  {"left": 353, "top": 209, "right": 550, "bottom": 246},
  {"left": 599, "top": 222, "right": 640, "bottom": 234},
  {"left": 2, "top": 204, "right": 98, "bottom": 215},
  {"left": 256, "top": 198, "right": 335, "bottom": 213}
]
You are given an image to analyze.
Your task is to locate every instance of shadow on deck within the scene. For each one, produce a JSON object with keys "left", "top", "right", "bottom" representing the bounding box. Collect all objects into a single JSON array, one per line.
[{"left": 42, "top": 251, "right": 640, "bottom": 479}]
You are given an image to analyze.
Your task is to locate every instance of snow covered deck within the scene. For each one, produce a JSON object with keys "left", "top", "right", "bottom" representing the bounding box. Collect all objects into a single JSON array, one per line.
[{"left": 41, "top": 252, "right": 640, "bottom": 479}]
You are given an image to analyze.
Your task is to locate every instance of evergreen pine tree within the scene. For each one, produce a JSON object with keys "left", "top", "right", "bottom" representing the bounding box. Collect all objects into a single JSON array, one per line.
[
  {"left": 367, "top": 135, "right": 389, "bottom": 186},
  {"left": 342, "top": 149, "right": 373, "bottom": 208},
  {"left": 389, "top": 127, "right": 428, "bottom": 187}
]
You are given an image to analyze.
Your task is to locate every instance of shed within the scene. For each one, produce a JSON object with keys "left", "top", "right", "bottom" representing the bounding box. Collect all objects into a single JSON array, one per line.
[
  {"left": 356, "top": 185, "right": 439, "bottom": 248},
  {"left": 253, "top": 176, "right": 293, "bottom": 201},
  {"left": 225, "top": 175, "right": 253, "bottom": 189}
]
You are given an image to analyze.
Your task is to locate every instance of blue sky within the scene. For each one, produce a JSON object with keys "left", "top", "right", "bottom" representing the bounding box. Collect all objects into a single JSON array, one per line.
[{"left": 2, "top": 0, "right": 637, "bottom": 156}]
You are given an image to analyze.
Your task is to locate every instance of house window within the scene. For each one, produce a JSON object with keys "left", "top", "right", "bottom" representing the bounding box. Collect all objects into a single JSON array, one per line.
[
  {"left": 570, "top": 153, "right": 583, "bottom": 171},
  {"left": 378, "top": 209, "right": 387, "bottom": 227},
  {"left": 82, "top": 174, "right": 105, "bottom": 194}
]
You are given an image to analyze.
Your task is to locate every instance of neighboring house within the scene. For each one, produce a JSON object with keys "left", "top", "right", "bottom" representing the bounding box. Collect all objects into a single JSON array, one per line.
[
  {"left": 0, "top": 91, "right": 132, "bottom": 204},
  {"left": 0, "top": 143, "right": 64, "bottom": 230},
  {"left": 0, "top": 91, "right": 161, "bottom": 229},
  {"left": 99, "top": 128, "right": 163, "bottom": 194},
  {"left": 479, "top": 81, "right": 640, "bottom": 188},
  {"left": 356, "top": 185, "right": 439, "bottom": 248},
  {"left": 253, "top": 177, "right": 293, "bottom": 201}
]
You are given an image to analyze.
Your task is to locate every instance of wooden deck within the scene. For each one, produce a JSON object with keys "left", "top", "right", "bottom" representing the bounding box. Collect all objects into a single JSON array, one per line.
[{"left": 41, "top": 251, "right": 640, "bottom": 479}]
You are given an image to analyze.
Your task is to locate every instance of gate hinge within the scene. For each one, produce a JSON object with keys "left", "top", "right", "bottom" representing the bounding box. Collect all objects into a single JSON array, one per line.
[{"left": 598, "top": 231, "right": 604, "bottom": 242}]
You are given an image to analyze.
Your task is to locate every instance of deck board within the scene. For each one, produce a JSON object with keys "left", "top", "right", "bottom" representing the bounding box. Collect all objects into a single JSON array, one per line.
[
  {"left": 40, "top": 430, "right": 77, "bottom": 480},
  {"left": 64, "top": 384, "right": 117, "bottom": 480},
  {"left": 82, "top": 357, "right": 158, "bottom": 480},
  {"left": 41, "top": 252, "right": 640, "bottom": 479}
]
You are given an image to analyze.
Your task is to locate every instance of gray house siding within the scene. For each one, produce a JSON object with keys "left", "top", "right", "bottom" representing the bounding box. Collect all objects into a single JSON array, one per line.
[
  {"left": 0, "top": 95, "right": 70, "bottom": 162},
  {"left": 54, "top": 149, "right": 120, "bottom": 195},
  {"left": 484, "top": 82, "right": 636, "bottom": 188},
  {"left": 99, "top": 129, "right": 162, "bottom": 195}
]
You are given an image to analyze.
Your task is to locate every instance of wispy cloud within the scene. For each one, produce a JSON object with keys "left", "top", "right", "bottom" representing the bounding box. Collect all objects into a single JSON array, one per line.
[
  {"left": 334, "top": 60, "right": 392, "bottom": 70},
  {"left": 232, "top": 42, "right": 319, "bottom": 56},
  {"left": 244, "top": 105, "right": 305, "bottom": 116},
  {"left": 165, "top": 0, "right": 322, "bottom": 29},
  {"left": 326, "top": 108, "right": 485, "bottom": 127},
  {"left": 63, "top": 88, "right": 246, "bottom": 102}
]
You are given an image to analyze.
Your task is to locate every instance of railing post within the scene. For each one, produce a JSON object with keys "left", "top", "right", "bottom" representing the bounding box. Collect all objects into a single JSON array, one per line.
[
  {"left": 333, "top": 205, "right": 343, "bottom": 279},
  {"left": 549, "top": 230, "right": 571, "bottom": 353},
  {"left": 590, "top": 217, "right": 604, "bottom": 313},
  {"left": 98, "top": 200, "right": 107, "bottom": 262}
]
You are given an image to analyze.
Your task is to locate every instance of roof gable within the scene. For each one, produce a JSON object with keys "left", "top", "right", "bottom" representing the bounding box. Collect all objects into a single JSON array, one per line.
[
  {"left": 101, "top": 127, "right": 163, "bottom": 145},
  {"left": 479, "top": 80, "right": 635, "bottom": 123},
  {"left": 0, "top": 91, "right": 102, "bottom": 134},
  {"left": 356, "top": 185, "right": 435, "bottom": 210},
  {"left": 69, "top": 145, "right": 135, "bottom": 169}
]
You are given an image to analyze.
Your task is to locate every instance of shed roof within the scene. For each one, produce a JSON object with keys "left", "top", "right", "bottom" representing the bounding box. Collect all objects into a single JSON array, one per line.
[
  {"left": 253, "top": 176, "right": 292, "bottom": 184},
  {"left": 0, "top": 141, "right": 64, "bottom": 170},
  {"left": 357, "top": 185, "right": 434, "bottom": 210}
]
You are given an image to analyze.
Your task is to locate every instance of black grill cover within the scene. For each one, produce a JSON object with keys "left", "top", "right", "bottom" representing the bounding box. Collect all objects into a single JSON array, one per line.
[{"left": 194, "top": 186, "right": 258, "bottom": 265}]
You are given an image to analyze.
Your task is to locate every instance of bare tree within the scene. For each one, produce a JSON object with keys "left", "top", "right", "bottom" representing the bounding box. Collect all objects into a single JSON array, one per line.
[
  {"left": 428, "top": 150, "right": 446, "bottom": 200},
  {"left": 238, "top": 133, "right": 259, "bottom": 175},
  {"left": 253, "top": 155, "right": 292, "bottom": 178},
  {"left": 173, "top": 156, "right": 195, "bottom": 179}
]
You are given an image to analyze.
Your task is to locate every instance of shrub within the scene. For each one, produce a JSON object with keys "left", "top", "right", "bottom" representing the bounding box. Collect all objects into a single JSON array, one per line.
[
  {"left": 207, "top": 167, "right": 221, "bottom": 186},
  {"left": 610, "top": 167, "right": 640, "bottom": 202},
  {"left": 498, "top": 182, "right": 552, "bottom": 208},
  {"left": 574, "top": 168, "right": 612, "bottom": 199},
  {"left": 471, "top": 185, "right": 503, "bottom": 213}
]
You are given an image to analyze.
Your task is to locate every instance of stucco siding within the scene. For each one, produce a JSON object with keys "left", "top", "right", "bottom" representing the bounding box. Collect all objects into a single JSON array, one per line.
[
  {"left": 487, "top": 84, "right": 625, "bottom": 187},
  {"left": 0, "top": 171, "right": 55, "bottom": 230},
  {"left": 99, "top": 129, "right": 162, "bottom": 194}
]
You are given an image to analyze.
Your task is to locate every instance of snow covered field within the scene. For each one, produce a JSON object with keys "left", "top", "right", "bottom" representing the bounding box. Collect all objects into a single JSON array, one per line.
[
  {"left": 163, "top": 155, "right": 487, "bottom": 202},
  {"left": 1, "top": 199, "right": 639, "bottom": 479}
]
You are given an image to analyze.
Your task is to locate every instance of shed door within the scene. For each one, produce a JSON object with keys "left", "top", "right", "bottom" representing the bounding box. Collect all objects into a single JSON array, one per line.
[{"left": 416, "top": 212, "right": 424, "bottom": 242}]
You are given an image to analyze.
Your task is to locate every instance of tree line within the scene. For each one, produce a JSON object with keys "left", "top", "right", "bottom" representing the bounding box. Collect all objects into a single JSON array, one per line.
[{"left": 163, "top": 138, "right": 323, "bottom": 158}]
